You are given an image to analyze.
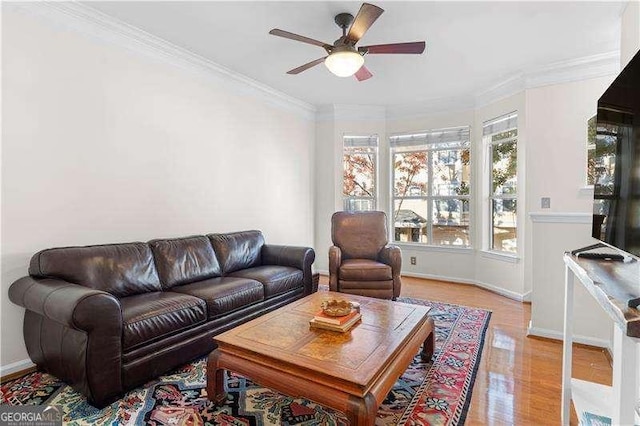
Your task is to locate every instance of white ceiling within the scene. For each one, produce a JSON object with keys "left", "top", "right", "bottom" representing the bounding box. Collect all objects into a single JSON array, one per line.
[{"left": 84, "top": 1, "right": 624, "bottom": 107}]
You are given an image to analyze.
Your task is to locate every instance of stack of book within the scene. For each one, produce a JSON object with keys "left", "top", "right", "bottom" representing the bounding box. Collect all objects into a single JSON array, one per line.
[{"left": 309, "top": 309, "right": 362, "bottom": 332}]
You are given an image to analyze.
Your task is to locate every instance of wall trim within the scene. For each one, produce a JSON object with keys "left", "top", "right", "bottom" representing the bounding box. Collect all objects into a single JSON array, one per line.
[
  {"left": 529, "top": 212, "right": 592, "bottom": 224},
  {"left": 401, "top": 271, "right": 525, "bottom": 302},
  {"left": 525, "top": 51, "right": 619, "bottom": 89},
  {"left": 315, "top": 269, "right": 526, "bottom": 302},
  {"left": 11, "top": 2, "right": 317, "bottom": 120},
  {"left": 390, "top": 51, "right": 619, "bottom": 119},
  {"left": 386, "top": 96, "right": 476, "bottom": 120},
  {"left": 0, "top": 359, "right": 35, "bottom": 378},
  {"left": 316, "top": 104, "right": 387, "bottom": 122},
  {"left": 479, "top": 250, "right": 521, "bottom": 263},
  {"left": 527, "top": 323, "right": 611, "bottom": 351},
  {"left": 11, "top": 2, "right": 618, "bottom": 122},
  {"left": 475, "top": 73, "right": 526, "bottom": 108}
]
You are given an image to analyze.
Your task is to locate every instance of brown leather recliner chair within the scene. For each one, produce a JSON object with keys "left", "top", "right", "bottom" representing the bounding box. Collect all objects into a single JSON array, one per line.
[{"left": 329, "top": 211, "right": 402, "bottom": 300}]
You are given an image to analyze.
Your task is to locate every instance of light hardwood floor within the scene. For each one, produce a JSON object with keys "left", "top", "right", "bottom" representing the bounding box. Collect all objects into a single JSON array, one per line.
[{"left": 321, "top": 275, "right": 612, "bottom": 425}]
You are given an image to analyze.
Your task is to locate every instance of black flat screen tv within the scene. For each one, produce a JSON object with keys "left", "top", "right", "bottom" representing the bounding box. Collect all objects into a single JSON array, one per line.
[{"left": 592, "top": 49, "right": 640, "bottom": 258}]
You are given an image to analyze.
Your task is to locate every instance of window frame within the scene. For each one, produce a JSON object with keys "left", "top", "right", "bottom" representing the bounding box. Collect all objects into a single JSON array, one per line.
[
  {"left": 483, "top": 112, "right": 518, "bottom": 255},
  {"left": 342, "top": 135, "right": 379, "bottom": 211},
  {"left": 390, "top": 127, "right": 471, "bottom": 248}
]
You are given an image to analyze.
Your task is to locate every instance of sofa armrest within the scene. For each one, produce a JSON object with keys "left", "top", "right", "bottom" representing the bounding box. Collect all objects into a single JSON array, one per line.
[
  {"left": 328, "top": 246, "right": 341, "bottom": 292},
  {"left": 9, "top": 276, "right": 123, "bottom": 406},
  {"left": 262, "top": 245, "right": 316, "bottom": 295},
  {"left": 378, "top": 245, "right": 402, "bottom": 271},
  {"left": 378, "top": 245, "right": 402, "bottom": 299},
  {"left": 9, "top": 276, "right": 122, "bottom": 331}
]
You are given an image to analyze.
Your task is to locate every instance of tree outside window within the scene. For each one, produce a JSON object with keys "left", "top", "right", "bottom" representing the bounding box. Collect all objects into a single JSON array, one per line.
[
  {"left": 390, "top": 127, "right": 471, "bottom": 246},
  {"left": 484, "top": 113, "right": 518, "bottom": 253},
  {"left": 343, "top": 136, "right": 378, "bottom": 211}
]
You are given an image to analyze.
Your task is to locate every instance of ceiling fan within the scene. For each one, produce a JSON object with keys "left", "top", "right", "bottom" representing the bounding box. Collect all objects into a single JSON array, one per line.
[{"left": 269, "top": 3, "right": 425, "bottom": 81}]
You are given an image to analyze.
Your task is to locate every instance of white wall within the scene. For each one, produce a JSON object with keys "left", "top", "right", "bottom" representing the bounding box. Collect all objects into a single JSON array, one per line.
[
  {"left": 621, "top": 1, "right": 640, "bottom": 68},
  {"left": 526, "top": 77, "right": 615, "bottom": 345},
  {"left": 1, "top": 6, "right": 315, "bottom": 372}
]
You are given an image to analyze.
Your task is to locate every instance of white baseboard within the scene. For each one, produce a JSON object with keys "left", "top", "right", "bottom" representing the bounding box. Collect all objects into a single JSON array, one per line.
[
  {"left": 317, "top": 269, "right": 527, "bottom": 302},
  {"left": 1, "top": 358, "right": 35, "bottom": 377},
  {"left": 401, "top": 271, "right": 526, "bottom": 302},
  {"left": 527, "top": 322, "right": 611, "bottom": 350}
]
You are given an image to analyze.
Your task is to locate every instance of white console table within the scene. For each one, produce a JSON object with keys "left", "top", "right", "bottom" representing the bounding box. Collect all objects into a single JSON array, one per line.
[{"left": 562, "top": 254, "right": 640, "bottom": 425}]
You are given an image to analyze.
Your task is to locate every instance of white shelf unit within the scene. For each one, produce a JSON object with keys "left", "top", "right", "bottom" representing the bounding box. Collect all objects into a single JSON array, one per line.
[{"left": 562, "top": 254, "right": 640, "bottom": 425}]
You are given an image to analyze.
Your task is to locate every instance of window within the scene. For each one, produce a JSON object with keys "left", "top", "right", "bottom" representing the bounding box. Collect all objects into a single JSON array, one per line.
[
  {"left": 592, "top": 114, "right": 621, "bottom": 240},
  {"left": 390, "top": 127, "right": 471, "bottom": 246},
  {"left": 483, "top": 113, "right": 518, "bottom": 253},
  {"left": 343, "top": 135, "right": 378, "bottom": 211},
  {"left": 587, "top": 115, "right": 597, "bottom": 186}
]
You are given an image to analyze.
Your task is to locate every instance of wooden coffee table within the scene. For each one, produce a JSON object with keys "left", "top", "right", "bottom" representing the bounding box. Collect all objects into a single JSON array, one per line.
[{"left": 206, "top": 291, "right": 434, "bottom": 425}]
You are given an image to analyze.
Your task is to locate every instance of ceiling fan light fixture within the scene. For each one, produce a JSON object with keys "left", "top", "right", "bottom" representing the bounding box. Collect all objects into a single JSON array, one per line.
[{"left": 324, "top": 49, "right": 364, "bottom": 77}]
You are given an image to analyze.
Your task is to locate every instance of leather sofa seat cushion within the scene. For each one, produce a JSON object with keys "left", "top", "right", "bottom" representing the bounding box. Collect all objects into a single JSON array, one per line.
[
  {"left": 29, "top": 243, "right": 161, "bottom": 298},
  {"left": 172, "top": 277, "right": 263, "bottom": 319},
  {"left": 339, "top": 259, "right": 392, "bottom": 281},
  {"left": 121, "top": 292, "right": 207, "bottom": 350},
  {"left": 208, "top": 231, "right": 264, "bottom": 274},
  {"left": 149, "top": 236, "right": 221, "bottom": 289},
  {"left": 229, "top": 266, "right": 303, "bottom": 299}
]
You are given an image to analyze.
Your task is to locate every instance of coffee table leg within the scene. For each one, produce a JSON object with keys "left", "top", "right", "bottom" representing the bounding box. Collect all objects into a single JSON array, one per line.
[
  {"left": 346, "top": 393, "right": 377, "bottom": 426},
  {"left": 206, "top": 350, "right": 227, "bottom": 405},
  {"left": 421, "top": 318, "right": 436, "bottom": 362}
]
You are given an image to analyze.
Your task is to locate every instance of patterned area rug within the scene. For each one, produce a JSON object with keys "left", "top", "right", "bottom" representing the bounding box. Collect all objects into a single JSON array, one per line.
[{"left": 1, "top": 298, "right": 491, "bottom": 425}]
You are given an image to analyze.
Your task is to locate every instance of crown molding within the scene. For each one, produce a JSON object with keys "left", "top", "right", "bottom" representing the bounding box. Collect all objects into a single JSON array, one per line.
[
  {"left": 385, "top": 95, "right": 476, "bottom": 120},
  {"left": 525, "top": 51, "right": 620, "bottom": 89},
  {"left": 316, "top": 104, "right": 386, "bottom": 121},
  {"left": 9, "top": 2, "right": 620, "bottom": 122},
  {"left": 475, "top": 73, "right": 526, "bottom": 108},
  {"left": 11, "top": 2, "right": 317, "bottom": 120},
  {"left": 390, "top": 51, "right": 620, "bottom": 119}
]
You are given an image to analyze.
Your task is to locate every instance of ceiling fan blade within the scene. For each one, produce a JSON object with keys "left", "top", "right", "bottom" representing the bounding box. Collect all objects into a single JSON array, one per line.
[
  {"left": 346, "top": 3, "right": 384, "bottom": 43},
  {"left": 359, "top": 41, "right": 426, "bottom": 54},
  {"left": 354, "top": 65, "right": 373, "bottom": 81},
  {"left": 286, "top": 57, "right": 327, "bottom": 74},
  {"left": 269, "top": 29, "right": 332, "bottom": 50}
]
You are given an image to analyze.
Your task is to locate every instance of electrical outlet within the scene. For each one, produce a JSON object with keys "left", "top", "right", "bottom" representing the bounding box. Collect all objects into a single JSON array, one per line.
[
  {"left": 410, "top": 256, "right": 417, "bottom": 265},
  {"left": 541, "top": 197, "right": 551, "bottom": 209}
]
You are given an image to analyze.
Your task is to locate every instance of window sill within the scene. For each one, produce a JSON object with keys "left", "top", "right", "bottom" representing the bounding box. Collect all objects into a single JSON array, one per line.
[
  {"left": 579, "top": 185, "right": 594, "bottom": 196},
  {"left": 392, "top": 243, "right": 474, "bottom": 254},
  {"left": 480, "top": 250, "right": 520, "bottom": 263}
]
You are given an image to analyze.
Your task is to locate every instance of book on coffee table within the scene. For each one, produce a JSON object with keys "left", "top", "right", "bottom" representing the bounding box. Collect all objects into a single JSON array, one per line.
[
  {"left": 313, "top": 309, "right": 358, "bottom": 325},
  {"left": 309, "top": 312, "right": 361, "bottom": 332}
]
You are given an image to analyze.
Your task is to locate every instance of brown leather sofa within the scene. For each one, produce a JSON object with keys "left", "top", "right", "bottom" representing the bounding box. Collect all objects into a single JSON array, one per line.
[
  {"left": 329, "top": 211, "right": 402, "bottom": 300},
  {"left": 8, "top": 230, "right": 315, "bottom": 407}
]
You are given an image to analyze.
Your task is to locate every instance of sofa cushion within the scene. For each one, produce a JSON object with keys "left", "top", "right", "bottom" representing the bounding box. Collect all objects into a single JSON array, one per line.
[
  {"left": 120, "top": 292, "right": 207, "bottom": 350},
  {"left": 339, "top": 259, "right": 392, "bottom": 281},
  {"left": 230, "top": 266, "right": 303, "bottom": 299},
  {"left": 208, "top": 231, "right": 264, "bottom": 274},
  {"left": 149, "top": 236, "right": 221, "bottom": 289},
  {"left": 29, "top": 243, "right": 161, "bottom": 298},
  {"left": 172, "top": 277, "right": 263, "bottom": 319}
]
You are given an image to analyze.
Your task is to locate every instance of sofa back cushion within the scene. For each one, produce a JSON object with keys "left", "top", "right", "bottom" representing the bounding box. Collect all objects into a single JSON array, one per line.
[
  {"left": 149, "top": 236, "right": 221, "bottom": 289},
  {"left": 208, "top": 231, "right": 264, "bottom": 274},
  {"left": 29, "top": 243, "right": 161, "bottom": 298}
]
